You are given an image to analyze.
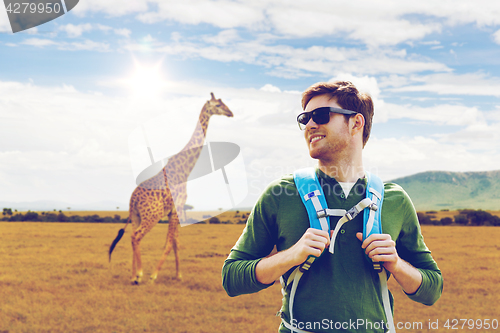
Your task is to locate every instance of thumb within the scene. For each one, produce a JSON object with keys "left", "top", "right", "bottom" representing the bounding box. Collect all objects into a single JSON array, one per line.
[{"left": 356, "top": 232, "right": 363, "bottom": 242}]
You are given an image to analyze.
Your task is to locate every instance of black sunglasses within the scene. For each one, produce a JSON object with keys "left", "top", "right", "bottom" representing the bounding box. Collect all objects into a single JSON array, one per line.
[{"left": 297, "top": 107, "right": 358, "bottom": 130}]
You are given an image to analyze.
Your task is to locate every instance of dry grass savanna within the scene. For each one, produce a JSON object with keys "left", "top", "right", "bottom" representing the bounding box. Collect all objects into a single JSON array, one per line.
[{"left": 1, "top": 211, "right": 500, "bottom": 332}]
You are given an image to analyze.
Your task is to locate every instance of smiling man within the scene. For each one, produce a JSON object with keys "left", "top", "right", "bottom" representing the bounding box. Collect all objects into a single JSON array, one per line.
[{"left": 222, "top": 81, "right": 443, "bottom": 333}]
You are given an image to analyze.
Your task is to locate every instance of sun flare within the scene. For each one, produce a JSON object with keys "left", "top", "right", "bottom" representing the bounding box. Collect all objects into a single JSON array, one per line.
[{"left": 126, "top": 60, "right": 167, "bottom": 98}]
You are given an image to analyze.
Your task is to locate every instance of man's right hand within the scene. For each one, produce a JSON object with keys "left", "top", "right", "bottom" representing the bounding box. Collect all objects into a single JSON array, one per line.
[
  {"left": 255, "top": 228, "right": 331, "bottom": 284},
  {"left": 286, "top": 228, "right": 331, "bottom": 266}
]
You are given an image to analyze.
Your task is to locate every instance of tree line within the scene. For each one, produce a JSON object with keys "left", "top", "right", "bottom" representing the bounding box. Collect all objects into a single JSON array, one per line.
[
  {"left": 417, "top": 209, "right": 500, "bottom": 226},
  {"left": 1, "top": 208, "right": 249, "bottom": 224},
  {"left": 2, "top": 208, "right": 126, "bottom": 223}
]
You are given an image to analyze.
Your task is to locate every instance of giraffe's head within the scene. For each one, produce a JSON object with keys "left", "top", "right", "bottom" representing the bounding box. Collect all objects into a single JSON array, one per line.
[{"left": 205, "top": 92, "right": 234, "bottom": 118}]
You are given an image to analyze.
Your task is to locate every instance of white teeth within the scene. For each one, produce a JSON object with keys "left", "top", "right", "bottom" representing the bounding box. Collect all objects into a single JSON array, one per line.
[{"left": 310, "top": 136, "right": 324, "bottom": 143}]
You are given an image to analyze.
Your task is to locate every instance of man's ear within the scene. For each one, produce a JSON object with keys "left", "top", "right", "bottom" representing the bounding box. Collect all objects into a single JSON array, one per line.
[{"left": 351, "top": 113, "right": 365, "bottom": 134}]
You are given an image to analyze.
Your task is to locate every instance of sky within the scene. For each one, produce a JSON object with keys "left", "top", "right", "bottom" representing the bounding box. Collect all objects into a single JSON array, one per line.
[{"left": 1, "top": 0, "right": 500, "bottom": 212}]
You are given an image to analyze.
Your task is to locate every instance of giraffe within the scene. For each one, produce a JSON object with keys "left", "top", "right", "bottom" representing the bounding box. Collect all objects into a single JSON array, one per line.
[{"left": 109, "top": 93, "right": 233, "bottom": 284}]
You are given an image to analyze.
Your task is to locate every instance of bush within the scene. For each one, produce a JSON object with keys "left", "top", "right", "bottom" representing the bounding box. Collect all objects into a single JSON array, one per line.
[
  {"left": 23, "top": 211, "right": 39, "bottom": 221},
  {"left": 84, "top": 214, "right": 102, "bottom": 222},
  {"left": 8, "top": 214, "right": 23, "bottom": 222},
  {"left": 454, "top": 214, "right": 468, "bottom": 225},
  {"left": 492, "top": 215, "right": 500, "bottom": 226},
  {"left": 417, "top": 212, "right": 432, "bottom": 225},
  {"left": 69, "top": 215, "right": 85, "bottom": 222},
  {"left": 467, "top": 210, "right": 493, "bottom": 226},
  {"left": 440, "top": 217, "right": 453, "bottom": 226},
  {"left": 41, "top": 213, "right": 58, "bottom": 222},
  {"left": 209, "top": 217, "right": 220, "bottom": 224},
  {"left": 57, "top": 213, "right": 68, "bottom": 222}
]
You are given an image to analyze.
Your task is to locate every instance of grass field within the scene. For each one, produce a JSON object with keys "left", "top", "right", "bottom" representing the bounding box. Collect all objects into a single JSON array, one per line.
[{"left": 1, "top": 219, "right": 499, "bottom": 332}]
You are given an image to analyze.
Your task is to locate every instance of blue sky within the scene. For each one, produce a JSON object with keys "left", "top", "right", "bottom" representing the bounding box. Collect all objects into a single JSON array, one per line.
[{"left": 1, "top": 1, "right": 500, "bottom": 211}]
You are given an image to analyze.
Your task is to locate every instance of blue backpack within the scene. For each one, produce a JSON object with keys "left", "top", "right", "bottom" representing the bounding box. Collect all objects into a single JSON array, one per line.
[{"left": 279, "top": 168, "right": 395, "bottom": 333}]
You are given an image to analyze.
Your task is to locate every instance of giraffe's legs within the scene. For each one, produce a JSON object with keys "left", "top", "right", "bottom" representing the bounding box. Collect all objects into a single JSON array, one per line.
[
  {"left": 150, "top": 213, "right": 182, "bottom": 282},
  {"left": 173, "top": 236, "right": 182, "bottom": 280},
  {"left": 131, "top": 229, "right": 144, "bottom": 284},
  {"left": 129, "top": 208, "right": 143, "bottom": 284},
  {"left": 130, "top": 211, "right": 162, "bottom": 284}
]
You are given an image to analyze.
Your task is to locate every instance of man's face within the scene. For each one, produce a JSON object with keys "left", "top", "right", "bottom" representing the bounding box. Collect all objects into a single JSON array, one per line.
[{"left": 302, "top": 94, "right": 351, "bottom": 162}]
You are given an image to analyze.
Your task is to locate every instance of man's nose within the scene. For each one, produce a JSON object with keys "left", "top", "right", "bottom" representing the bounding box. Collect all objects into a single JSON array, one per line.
[{"left": 305, "top": 116, "right": 318, "bottom": 130}]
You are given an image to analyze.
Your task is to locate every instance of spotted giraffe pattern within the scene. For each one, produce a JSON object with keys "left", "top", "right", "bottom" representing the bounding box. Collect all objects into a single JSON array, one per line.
[{"left": 128, "top": 93, "right": 233, "bottom": 284}]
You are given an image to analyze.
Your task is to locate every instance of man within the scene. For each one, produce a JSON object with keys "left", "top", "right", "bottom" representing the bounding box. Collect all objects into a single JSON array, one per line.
[{"left": 222, "top": 81, "right": 443, "bottom": 333}]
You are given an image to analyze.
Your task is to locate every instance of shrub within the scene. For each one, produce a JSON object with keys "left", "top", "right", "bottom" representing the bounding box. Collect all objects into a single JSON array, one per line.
[
  {"left": 23, "top": 211, "right": 40, "bottom": 221},
  {"left": 57, "top": 213, "right": 69, "bottom": 222},
  {"left": 209, "top": 217, "right": 220, "bottom": 224},
  {"left": 70, "top": 215, "right": 85, "bottom": 222},
  {"left": 41, "top": 213, "right": 58, "bottom": 222},
  {"left": 440, "top": 217, "right": 453, "bottom": 226},
  {"left": 454, "top": 214, "right": 468, "bottom": 225},
  {"left": 417, "top": 212, "right": 432, "bottom": 225},
  {"left": 466, "top": 210, "right": 497, "bottom": 226}
]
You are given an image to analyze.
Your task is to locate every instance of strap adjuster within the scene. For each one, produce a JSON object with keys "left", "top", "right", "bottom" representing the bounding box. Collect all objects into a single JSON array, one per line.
[
  {"left": 316, "top": 209, "right": 327, "bottom": 218},
  {"left": 299, "top": 255, "right": 316, "bottom": 273}
]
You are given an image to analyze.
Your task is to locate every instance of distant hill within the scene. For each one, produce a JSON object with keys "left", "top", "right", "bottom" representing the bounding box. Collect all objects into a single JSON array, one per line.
[{"left": 390, "top": 170, "right": 500, "bottom": 211}]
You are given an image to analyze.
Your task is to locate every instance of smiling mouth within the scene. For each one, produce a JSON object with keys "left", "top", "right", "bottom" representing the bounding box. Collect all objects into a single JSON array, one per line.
[{"left": 310, "top": 135, "right": 325, "bottom": 143}]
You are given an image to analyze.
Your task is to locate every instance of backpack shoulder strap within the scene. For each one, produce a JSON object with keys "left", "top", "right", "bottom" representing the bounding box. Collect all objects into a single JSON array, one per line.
[
  {"left": 363, "top": 171, "right": 384, "bottom": 240},
  {"left": 293, "top": 167, "right": 330, "bottom": 232},
  {"left": 363, "top": 172, "right": 396, "bottom": 333}
]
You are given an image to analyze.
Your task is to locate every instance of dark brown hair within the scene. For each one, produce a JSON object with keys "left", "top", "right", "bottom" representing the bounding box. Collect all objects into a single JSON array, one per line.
[{"left": 301, "top": 81, "right": 374, "bottom": 147}]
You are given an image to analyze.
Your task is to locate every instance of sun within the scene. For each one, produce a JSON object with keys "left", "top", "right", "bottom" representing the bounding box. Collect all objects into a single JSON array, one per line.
[{"left": 125, "top": 60, "right": 167, "bottom": 98}]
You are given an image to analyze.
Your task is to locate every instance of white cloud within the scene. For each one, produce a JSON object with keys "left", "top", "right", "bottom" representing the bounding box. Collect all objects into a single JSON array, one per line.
[
  {"left": 364, "top": 134, "right": 500, "bottom": 182},
  {"left": 114, "top": 28, "right": 132, "bottom": 38},
  {"left": 58, "top": 23, "right": 132, "bottom": 38},
  {"left": 59, "top": 23, "right": 93, "bottom": 37},
  {"left": 21, "top": 38, "right": 58, "bottom": 47},
  {"left": 202, "top": 29, "right": 240, "bottom": 45},
  {"left": 59, "top": 39, "right": 110, "bottom": 51},
  {"left": 388, "top": 72, "right": 500, "bottom": 97},
  {"left": 131, "top": 35, "right": 450, "bottom": 78},
  {"left": 382, "top": 103, "right": 485, "bottom": 127},
  {"left": 493, "top": 29, "right": 500, "bottom": 45},
  {"left": 136, "top": 0, "right": 264, "bottom": 28},
  {"left": 66, "top": 0, "right": 500, "bottom": 49},
  {"left": 260, "top": 84, "right": 281, "bottom": 93},
  {"left": 329, "top": 73, "right": 381, "bottom": 100},
  {"left": 72, "top": 0, "right": 149, "bottom": 17},
  {"left": 19, "top": 38, "right": 110, "bottom": 51}
]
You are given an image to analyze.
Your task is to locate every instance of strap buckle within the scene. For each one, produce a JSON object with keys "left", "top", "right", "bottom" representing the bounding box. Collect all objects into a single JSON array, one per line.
[{"left": 345, "top": 206, "right": 360, "bottom": 221}]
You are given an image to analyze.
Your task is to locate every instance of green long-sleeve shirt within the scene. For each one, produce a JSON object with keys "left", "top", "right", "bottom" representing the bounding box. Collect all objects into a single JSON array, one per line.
[{"left": 222, "top": 169, "right": 443, "bottom": 333}]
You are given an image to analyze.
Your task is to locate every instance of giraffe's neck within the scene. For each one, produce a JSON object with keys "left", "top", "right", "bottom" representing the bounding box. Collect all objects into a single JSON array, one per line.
[{"left": 165, "top": 105, "right": 211, "bottom": 181}]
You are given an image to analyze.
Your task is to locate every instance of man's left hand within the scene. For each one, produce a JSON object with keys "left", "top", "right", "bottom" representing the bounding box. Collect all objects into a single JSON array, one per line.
[{"left": 356, "top": 232, "right": 400, "bottom": 274}]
